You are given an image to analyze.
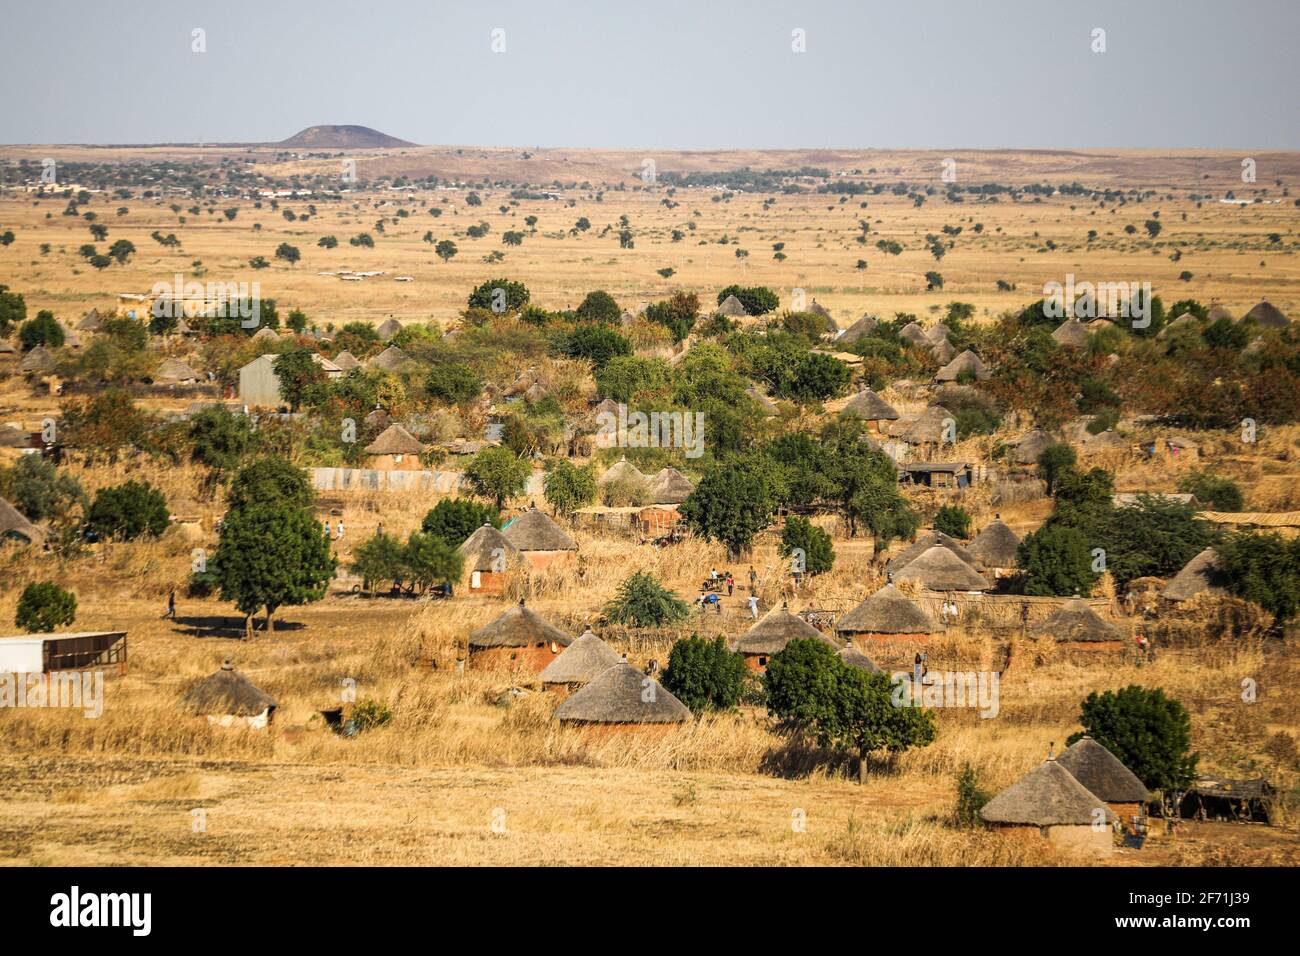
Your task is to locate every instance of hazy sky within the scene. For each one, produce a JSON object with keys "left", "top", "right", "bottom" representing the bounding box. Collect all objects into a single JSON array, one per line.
[{"left": 2, "top": 0, "right": 1296, "bottom": 149}]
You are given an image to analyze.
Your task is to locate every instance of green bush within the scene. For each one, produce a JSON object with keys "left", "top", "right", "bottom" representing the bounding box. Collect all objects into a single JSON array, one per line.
[
  {"left": 16, "top": 581, "right": 77, "bottom": 633},
  {"left": 1068, "top": 686, "right": 1197, "bottom": 792},
  {"left": 780, "top": 516, "right": 835, "bottom": 574},
  {"left": 604, "top": 571, "right": 689, "bottom": 628},
  {"left": 86, "top": 480, "right": 169, "bottom": 540},
  {"left": 952, "top": 763, "right": 990, "bottom": 828},
  {"left": 933, "top": 505, "right": 971, "bottom": 539},
  {"left": 420, "top": 498, "right": 500, "bottom": 546},
  {"left": 662, "top": 635, "right": 747, "bottom": 713},
  {"left": 347, "top": 697, "right": 394, "bottom": 733}
]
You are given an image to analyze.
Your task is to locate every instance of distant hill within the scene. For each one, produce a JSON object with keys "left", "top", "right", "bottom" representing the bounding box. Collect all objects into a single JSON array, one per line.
[{"left": 275, "top": 125, "right": 416, "bottom": 149}]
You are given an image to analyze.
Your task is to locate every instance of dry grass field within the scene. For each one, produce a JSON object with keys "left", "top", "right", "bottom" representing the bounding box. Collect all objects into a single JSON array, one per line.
[{"left": 1, "top": 146, "right": 1299, "bottom": 866}]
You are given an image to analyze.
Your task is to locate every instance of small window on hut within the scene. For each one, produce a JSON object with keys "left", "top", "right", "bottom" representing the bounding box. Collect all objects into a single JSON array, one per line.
[{"left": 471, "top": 571, "right": 481, "bottom": 589}]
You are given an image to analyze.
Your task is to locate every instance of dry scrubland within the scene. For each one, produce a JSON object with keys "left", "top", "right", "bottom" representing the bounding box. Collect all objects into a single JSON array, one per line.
[{"left": 1, "top": 147, "right": 1300, "bottom": 865}]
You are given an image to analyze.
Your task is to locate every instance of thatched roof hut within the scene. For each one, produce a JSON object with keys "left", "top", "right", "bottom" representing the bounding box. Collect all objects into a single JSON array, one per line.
[
  {"left": 600, "top": 457, "right": 647, "bottom": 486},
  {"left": 502, "top": 506, "right": 578, "bottom": 552},
  {"left": 0, "top": 424, "right": 31, "bottom": 448},
  {"left": 836, "top": 584, "right": 937, "bottom": 636},
  {"left": 180, "top": 660, "right": 278, "bottom": 721},
  {"left": 368, "top": 345, "right": 412, "bottom": 372},
  {"left": 646, "top": 467, "right": 694, "bottom": 505},
  {"left": 539, "top": 629, "right": 623, "bottom": 686},
  {"left": 0, "top": 498, "right": 46, "bottom": 546},
  {"left": 19, "top": 345, "right": 55, "bottom": 374},
  {"left": 1056, "top": 736, "right": 1149, "bottom": 806},
  {"left": 76, "top": 308, "right": 105, "bottom": 332},
  {"left": 968, "top": 516, "right": 1021, "bottom": 569},
  {"left": 1207, "top": 304, "right": 1234, "bottom": 322},
  {"left": 838, "top": 315, "right": 878, "bottom": 344},
  {"left": 980, "top": 758, "right": 1115, "bottom": 827},
  {"left": 249, "top": 326, "right": 281, "bottom": 345},
  {"left": 363, "top": 407, "right": 391, "bottom": 430},
  {"left": 1243, "top": 299, "right": 1290, "bottom": 328},
  {"left": 928, "top": 338, "right": 957, "bottom": 364},
  {"left": 377, "top": 318, "right": 404, "bottom": 340},
  {"left": 1029, "top": 599, "right": 1121, "bottom": 643},
  {"left": 468, "top": 600, "right": 573, "bottom": 650},
  {"left": 842, "top": 388, "right": 899, "bottom": 422},
  {"left": 153, "top": 357, "right": 202, "bottom": 384},
  {"left": 899, "top": 322, "right": 928, "bottom": 345},
  {"left": 1161, "top": 547, "right": 1229, "bottom": 602},
  {"left": 458, "top": 523, "right": 522, "bottom": 573},
  {"left": 885, "top": 531, "right": 978, "bottom": 575},
  {"left": 894, "top": 546, "right": 991, "bottom": 591},
  {"left": 332, "top": 350, "right": 361, "bottom": 371},
  {"left": 924, "top": 323, "right": 951, "bottom": 345},
  {"left": 839, "top": 645, "right": 881, "bottom": 672},
  {"left": 1009, "top": 428, "right": 1056, "bottom": 465},
  {"left": 935, "top": 349, "right": 991, "bottom": 382},
  {"left": 554, "top": 661, "right": 690, "bottom": 725},
  {"left": 364, "top": 424, "right": 425, "bottom": 456},
  {"left": 900, "top": 405, "right": 955, "bottom": 444},
  {"left": 732, "top": 605, "right": 838, "bottom": 663},
  {"left": 717, "top": 294, "right": 747, "bottom": 317},
  {"left": 1051, "top": 318, "right": 1090, "bottom": 347}
]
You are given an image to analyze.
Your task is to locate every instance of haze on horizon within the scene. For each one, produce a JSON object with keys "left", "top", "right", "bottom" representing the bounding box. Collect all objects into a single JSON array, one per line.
[{"left": 1, "top": 0, "right": 1297, "bottom": 151}]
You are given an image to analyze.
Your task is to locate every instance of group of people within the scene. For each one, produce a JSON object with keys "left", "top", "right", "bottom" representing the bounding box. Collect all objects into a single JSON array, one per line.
[
  {"left": 695, "top": 566, "right": 764, "bottom": 618},
  {"left": 938, "top": 599, "right": 961, "bottom": 624},
  {"left": 322, "top": 518, "right": 345, "bottom": 542}
]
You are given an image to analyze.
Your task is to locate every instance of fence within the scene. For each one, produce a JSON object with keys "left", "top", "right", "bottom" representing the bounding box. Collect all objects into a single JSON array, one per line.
[{"left": 311, "top": 467, "right": 545, "bottom": 496}]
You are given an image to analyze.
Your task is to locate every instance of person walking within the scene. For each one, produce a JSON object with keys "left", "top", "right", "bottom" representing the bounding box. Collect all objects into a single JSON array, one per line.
[
  {"left": 164, "top": 589, "right": 175, "bottom": 620},
  {"left": 323, "top": 518, "right": 331, "bottom": 540},
  {"left": 726, "top": 572, "right": 734, "bottom": 596},
  {"left": 748, "top": 566, "right": 757, "bottom": 591},
  {"left": 748, "top": 594, "right": 759, "bottom": 619},
  {"left": 335, "top": 519, "right": 345, "bottom": 541}
]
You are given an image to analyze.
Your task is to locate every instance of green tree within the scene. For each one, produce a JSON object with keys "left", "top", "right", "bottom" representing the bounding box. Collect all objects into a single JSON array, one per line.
[
  {"left": 0, "top": 284, "right": 27, "bottom": 337},
  {"left": 543, "top": 459, "right": 597, "bottom": 517},
  {"left": 350, "top": 531, "right": 405, "bottom": 594},
  {"left": 663, "top": 635, "right": 747, "bottom": 712},
  {"left": 1036, "top": 442, "right": 1077, "bottom": 495},
  {"left": 425, "top": 362, "right": 481, "bottom": 403},
  {"left": 716, "top": 285, "right": 779, "bottom": 315},
  {"left": 402, "top": 531, "right": 464, "bottom": 593},
  {"left": 765, "top": 638, "right": 937, "bottom": 783},
  {"left": 1216, "top": 531, "right": 1300, "bottom": 623},
  {"left": 86, "top": 480, "right": 170, "bottom": 540},
  {"left": 933, "top": 505, "right": 971, "bottom": 539},
  {"left": 467, "top": 278, "right": 529, "bottom": 313},
  {"left": 0, "top": 455, "right": 87, "bottom": 524},
  {"left": 188, "top": 407, "right": 256, "bottom": 478},
  {"left": 20, "top": 310, "right": 65, "bottom": 350},
  {"left": 780, "top": 516, "right": 835, "bottom": 574},
  {"left": 1178, "top": 471, "right": 1244, "bottom": 511},
  {"left": 953, "top": 763, "right": 992, "bottom": 828},
  {"left": 464, "top": 446, "right": 530, "bottom": 510},
  {"left": 680, "top": 454, "right": 783, "bottom": 558},
  {"left": 557, "top": 324, "right": 632, "bottom": 368},
  {"left": 604, "top": 570, "right": 690, "bottom": 627},
  {"left": 16, "top": 582, "right": 77, "bottom": 633},
  {"left": 435, "top": 239, "right": 458, "bottom": 262},
  {"left": 1018, "top": 523, "right": 1097, "bottom": 597},
  {"left": 1068, "top": 686, "right": 1197, "bottom": 792},
  {"left": 575, "top": 290, "right": 621, "bottom": 324},
  {"left": 421, "top": 498, "right": 500, "bottom": 545},
  {"left": 226, "top": 456, "right": 316, "bottom": 511},
  {"left": 273, "top": 349, "right": 327, "bottom": 412}
]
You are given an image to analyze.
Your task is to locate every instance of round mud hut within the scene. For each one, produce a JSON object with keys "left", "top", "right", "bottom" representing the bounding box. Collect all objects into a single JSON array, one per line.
[
  {"left": 1028, "top": 599, "right": 1124, "bottom": 651},
  {"left": 967, "top": 515, "right": 1021, "bottom": 576},
  {"left": 835, "top": 584, "right": 940, "bottom": 644},
  {"left": 468, "top": 600, "right": 573, "bottom": 672},
  {"left": 180, "top": 660, "right": 279, "bottom": 730},
  {"left": 1056, "top": 735, "right": 1150, "bottom": 826},
  {"left": 501, "top": 505, "right": 578, "bottom": 571},
  {"left": 979, "top": 757, "right": 1116, "bottom": 858},
  {"left": 553, "top": 660, "right": 690, "bottom": 734},
  {"left": 457, "top": 523, "right": 523, "bottom": 595},
  {"left": 539, "top": 628, "right": 623, "bottom": 695},
  {"left": 732, "top": 604, "right": 839, "bottom": 672}
]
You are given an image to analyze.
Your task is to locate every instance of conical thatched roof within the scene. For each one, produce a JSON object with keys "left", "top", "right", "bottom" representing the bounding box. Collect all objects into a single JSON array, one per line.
[
  {"left": 524, "top": 382, "right": 548, "bottom": 403},
  {"left": 1056, "top": 736, "right": 1150, "bottom": 804},
  {"left": 979, "top": 759, "right": 1115, "bottom": 826},
  {"left": 839, "top": 645, "right": 881, "bottom": 672},
  {"left": 839, "top": 314, "right": 878, "bottom": 344},
  {"left": 332, "top": 350, "right": 361, "bottom": 371},
  {"left": 19, "top": 345, "right": 55, "bottom": 373},
  {"left": 928, "top": 337, "right": 957, "bottom": 364},
  {"left": 469, "top": 600, "right": 573, "bottom": 649},
  {"left": 968, "top": 517, "right": 1021, "bottom": 569},
  {"left": 0, "top": 497, "right": 46, "bottom": 546},
  {"left": 180, "top": 661, "right": 278, "bottom": 717},
  {"left": 250, "top": 326, "right": 281, "bottom": 344},
  {"left": 502, "top": 506, "right": 577, "bottom": 552},
  {"left": 717, "top": 294, "right": 747, "bottom": 317},
  {"left": 539, "top": 629, "right": 623, "bottom": 685},
  {"left": 1244, "top": 299, "right": 1289, "bottom": 328},
  {"left": 363, "top": 407, "right": 391, "bottom": 430},
  {"left": 593, "top": 397, "right": 620, "bottom": 417},
  {"left": 377, "top": 318, "right": 404, "bottom": 340},
  {"left": 732, "top": 605, "right": 838, "bottom": 656},
  {"left": 924, "top": 323, "right": 951, "bottom": 345},
  {"left": 1161, "top": 547, "right": 1229, "bottom": 602},
  {"left": 458, "top": 523, "right": 522, "bottom": 573},
  {"left": 901, "top": 405, "right": 955, "bottom": 444},
  {"left": 600, "top": 457, "right": 647, "bottom": 486},
  {"left": 0, "top": 424, "right": 30, "bottom": 448},
  {"left": 153, "top": 357, "right": 201, "bottom": 383},
  {"left": 899, "top": 322, "right": 928, "bottom": 345},
  {"left": 894, "top": 546, "right": 991, "bottom": 591},
  {"left": 886, "top": 531, "right": 978, "bottom": 575},
  {"left": 843, "top": 388, "right": 899, "bottom": 421},
  {"left": 935, "top": 349, "right": 990, "bottom": 382},
  {"left": 1207, "top": 304, "right": 1234, "bottom": 322},
  {"left": 554, "top": 661, "right": 690, "bottom": 724},
  {"left": 746, "top": 386, "right": 779, "bottom": 415},
  {"left": 646, "top": 467, "right": 694, "bottom": 505},
  {"left": 1051, "top": 318, "right": 1090, "bottom": 347},
  {"left": 1029, "top": 599, "right": 1121, "bottom": 643},
  {"left": 363, "top": 423, "right": 425, "bottom": 456},
  {"left": 836, "top": 584, "right": 938, "bottom": 635},
  {"left": 368, "top": 345, "right": 412, "bottom": 372},
  {"left": 1010, "top": 428, "right": 1056, "bottom": 465},
  {"left": 76, "top": 308, "right": 105, "bottom": 332}
]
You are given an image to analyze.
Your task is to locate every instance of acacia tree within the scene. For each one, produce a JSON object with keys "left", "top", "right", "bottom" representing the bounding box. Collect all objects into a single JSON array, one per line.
[
  {"left": 215, "top": 459, "right": 335, "bottom": 637},
  {"left": 765, "top": 638, "right": 936, "bottom": 783}
]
